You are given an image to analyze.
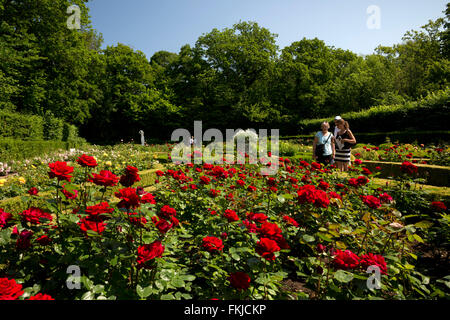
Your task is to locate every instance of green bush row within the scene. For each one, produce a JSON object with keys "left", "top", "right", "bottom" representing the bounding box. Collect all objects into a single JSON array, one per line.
[
  {"left": 298, "top": 89, "right": 450, "bottom": 134},
  {"left": 0, "top": 138, "right": 86, "bottom": 162},
  {"left": 0, "top": 110, "right": 81, "bottom": 142}
]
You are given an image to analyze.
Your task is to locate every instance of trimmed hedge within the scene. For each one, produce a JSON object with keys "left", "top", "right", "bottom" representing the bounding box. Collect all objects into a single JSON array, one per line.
[
  {"left": 0, "top": 139, "right": 86, "bottom": 162},
  {"left": 0, "top": 110, "right": 81, "bottom": 142},
  {"left": 298, "top": 89, "right": 450, "bottom": 135},
  {"left": 281, "top": 130, "right": 450, "bottom": 145}
]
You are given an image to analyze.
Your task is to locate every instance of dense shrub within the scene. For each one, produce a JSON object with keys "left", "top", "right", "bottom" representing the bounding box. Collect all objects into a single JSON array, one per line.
[
  {"left": 0, "top": 139, "right": 86, "bottom": 162},
  {"left": 0, "top": 110, "right": 81, "bottom": 142},
  {"left": 0, "top": 111, "right": 44, "bottom": 140}
]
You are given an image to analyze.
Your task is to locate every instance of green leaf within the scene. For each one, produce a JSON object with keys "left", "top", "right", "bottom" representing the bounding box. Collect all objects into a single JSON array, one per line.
[
  {"left": 317, "top": 233, "right": 332, "bottom": 242},
  {"left": 302, "top": 234, "right": 315, "bottom": 243},
  {"left": 414, "top": 221, "right": 434, "bottom": 229},
  {"left": 81, "top": 291, "right": 95, "bottom": 300},
  {"left": 160, "top": 293, "right": 175, "bottom": 300},
  {"left": 334, "top": 270, "right": 354, "bottom": 283},
  {"left": 136, "top": 285, "right": 153, "bottom": 299}
]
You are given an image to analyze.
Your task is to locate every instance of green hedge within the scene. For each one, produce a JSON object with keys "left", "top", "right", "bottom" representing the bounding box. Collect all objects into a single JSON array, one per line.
[
  {"left": 298, "top": 89, "right": 450, "bottom": 135},
  {"left": 0, "top": 110, "right": 44, "bottom": 140},
  {"left": 281, "top": 130, "right": 450, "bottom": 145},
  {"left": 0, "top": 139, "right": 86, "bottom": 162},
  {"left": 0, "top": 110, "right": 81, "bottom": 142}
]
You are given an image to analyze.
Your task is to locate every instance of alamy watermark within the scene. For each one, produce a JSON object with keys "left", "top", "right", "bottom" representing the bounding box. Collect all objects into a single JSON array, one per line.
[
  {"left": 367, "top": 5, "right": 381, "bottom": 30},
  {"left": 366, "top": 265, "right": 382, "bottom": 290},
  {"left": 67, "top": 5, "right": 81, "bottom": 30},
  {"left": 170, "top": 121, "right": 279, "bottom": 175}
]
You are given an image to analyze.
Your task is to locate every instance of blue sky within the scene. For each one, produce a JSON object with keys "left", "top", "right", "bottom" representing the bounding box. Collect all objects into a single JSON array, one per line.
[{"left": 86, "top": 0, "right": 448, "bottom": 58}]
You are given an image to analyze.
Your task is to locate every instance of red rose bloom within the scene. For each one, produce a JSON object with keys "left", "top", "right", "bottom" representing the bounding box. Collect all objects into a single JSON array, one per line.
[
  {"left": 79, "top": 217, "right": 106, "bottom": 236},
  {"left": 19, "top": 207, "right": 52, "bottom": 225},
  {"left": 159, "top": 205, "right": 177, "bottom": 219},
  {"left": 257, "top": 222, "right": 282, "bottom": 238},
  {"left": 199, "top": 176, "right": 211, "bottom": 185},
  {"left": 27, "top": 187, "right": 39, "bottom": 196},
  {"left": 0, "top": 209, "right": 13, "bottom": 229},
  {"left": 229, "top": 272, "right": 251, "bottom": 291},
  {"left": 313, "top": 189, "right": 329, "bottom": 208},
  {"left": 401, "top": 161, "right": 418, "bottom": 175},
  {"left": 379, "top": 193, "right": 393, "bottom": 204},
  {"left": 318, "top": 181, "right": 330, "bottom": 191},
  {"left": 247, "top": 212, "right": 268, "bottom": 223},
  {"left": 256, "top": 237, "right": 281, "bottom": 261},
  {"left": 359, "top": 253, "right": 387, "bottom": 275},
  {"left": 333, "top": 249, "right": 360, "bottom": 269},
  {"left": 431, "top": 201, "right": 447, "bottom": 211},
  {"left": 0, "top": 278, "right": 24, "bottom": 300},
  {"left": 76, "top": 154, "right": 98, "bottom": 168},
  {"left": 28, "top": 293, "right": 54, "bottom": 300},
  {"left": 16, "top": 230, "right": 33, "bottom": 250},
  {"left": 356, "top": 176, "right": 369, "bottom": 186},
  {"left": 297, "top": 185, "right": 317, "bottom": 204},
  {"left": 85, "top": 202, "right": 114, "bottom": 221},
  {"left": 36, "top": 235, "right": 52, "bottom": 246},
  {"left": 48, "top": 161, "right": 74, "bottom": 182},
  {"left": 362, "top": 168, "right": 372, "bottom": 176},
  {"left": 283, "top": 215, "right": 299, "bottom": 227},
  {"left": 115, "top": 188, "right": 141, "bottom": 209},
  {"left": 224, "top": 209, "right": 239, "bottom": 222},
  {"left": 137, "top": 241, "right": 165, "bottom": 268},
  {"left": 119, "top": 166, "right": 141, "bottom": 187},
  {"left": 362, "top": 195, "right": 381, "bottom": 209},
  {"left": 141, "top": 192, "right": 156, "bottom": 204},
  {"left": 89, "top": 170, "right": 119, "bottom": 187},
  {"left": 153, "top": 217, "right": 173, "bottom": 234},
  {"left": 202, "top": 236, "right": 224, "bottom": 252}
]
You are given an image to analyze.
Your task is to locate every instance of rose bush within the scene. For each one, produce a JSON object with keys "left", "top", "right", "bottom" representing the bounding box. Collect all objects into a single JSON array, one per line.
[{"left": 0, "top": 149, "right": 448, "bottom": 300}]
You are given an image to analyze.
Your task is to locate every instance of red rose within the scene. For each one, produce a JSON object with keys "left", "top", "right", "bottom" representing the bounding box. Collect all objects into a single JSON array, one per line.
[
  {"left": 119, "top": 166, "right": 141, "bottom": 187},
  {"left": 79, "top": 217, "right": 106, "bottom": 236},
  {"left": 333, "top": 249, "right": 360, "bottom": 269},
  {"left": 76, "top": 154, "right": 98, "bottom": 168},
  {"left": 362, "top": 168, "right": 372, "bottom": 176},
  {"left": 61, "top": 184, "right": 78, "bottom": 200},
  {"left": 19, "top": 207, "right": 52, "bottom": 225},
  {"left": 223, "top": 209, "right": 239, "bottom": 222},
  {"left": 115, "top": 188, "right": 141, "bottom": 209},
  {"left": 316, "top": 243, "right": 327, "bottom": 253},
  {"left": 256, "top": 237, "right": 280, "bottom": 261},
  {"left": 247, "top": 185, "right": 256, "bottom": 192},
  {"left": 359, "top": 253, "right": 387, "bottom": 275},
  {"left": 314, "top": 189, "right": 329, "bottom": 208},
  {"left": 356, "top": 176, "right": 369, "bottom": 186},
  {"left": 28, "top": 293, "right": 54, "bottom": 300},
  {"left": 354, "top": 159, "right": 362, "bottom": 165},
  {"left": 348, "top": 178, "right": 359, "bottom": 187},
  {"left": 229, "top": 272, "right": 251, "bottom": 291},
  {"left": 257, "top": 222, "right": 282, "bottom": 238},
  {"left": 242, "top": 220, "right": 257, "bottom": 233},
  {"left": 27, "top": 187, "right": 39, "bottom": 196},
  {"left": 283, "top": 215, "right": 299, "bottom": 227},
  {"left": 89, "top": 170, "right": 119, "bottom": 187},
  {"left": 318, "top": 181, "right": 330, "bottom": 191},
  {"left": 431, "top": 201, "right": 447, "bottom": 211},
  {"left": 85, "top": 202, "right": 114, "bottom": 221},
  {"left": 400, "top": 161, "right": 418, "bottom": 175},
  {"left": 362, "top": 195, "right": 381, "bottom": 209},
  {"left": 141, "top": 192, "right": 156, "bottom": 204},
  {"left": 137, "top": 241, "right": 165, "bottom": 268},
  {"left": 199, "top": 176, "right": 211, "bottom": 185},
  {"left": 0, "top": 278, "right": 24, "bottom": 300},
  {"left": 0, "top": 209, "right": 13, "bottom": 229},
  {"left": 153, "top": 217, "right": 173, "bottom": 234},
  {"left": 202, "top": 236, "right": 224, "bottom": 252},
  {"left": 297, "top": 185, "right": 317, "bottom": 204},
  {"left": 379, "top": 193, "right": 393, "bottom": 204},
  {"left": 16, "top": 230, "right": 33, "bottom": 250},
  {"left": 156, "top": 170, "right": 165, "bottom": 177},
  {"left": 127, "top": 213, "right": 147, "bottom": 227},
  {"left": 247, "top": 212, "right": 268, "bottom": 223},
  {"left": 209, "top": 189, "right": 221, "bottom": 198},
  {"left": 36, "top": 235, "right": 52, "bottom": 246},
  {"left": 159, "top": 205, "right": 177, "bottom": 219},
  {"left": 48, "top": 161, "right": 74, "bottom": 182}
]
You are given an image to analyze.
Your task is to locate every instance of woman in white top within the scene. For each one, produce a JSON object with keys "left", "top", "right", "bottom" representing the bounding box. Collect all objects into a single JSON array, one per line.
[{"left": 312, "top": 122, "right": 335, "bottom": 165}]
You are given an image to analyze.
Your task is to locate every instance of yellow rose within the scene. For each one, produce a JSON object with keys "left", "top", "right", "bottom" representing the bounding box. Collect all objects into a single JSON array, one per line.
[
  {"left": 18, "top": 177, "right": 26, "bottom": 184},
  {"left": 106, "top": 161, "right": 112, "bottom": 167},
  {"left": 0, "top": 179, "right": 6, "bottom": 187}
]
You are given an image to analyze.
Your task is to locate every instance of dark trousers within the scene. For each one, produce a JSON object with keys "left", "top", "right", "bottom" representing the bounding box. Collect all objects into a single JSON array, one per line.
[{"left": 317, "top": 154, "right": 333, "bottom": 165}]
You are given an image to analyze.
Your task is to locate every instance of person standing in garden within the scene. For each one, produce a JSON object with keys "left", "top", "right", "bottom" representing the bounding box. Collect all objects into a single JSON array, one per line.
[
  {"left": 334, "top": 119, "right": 356, "bottom": 171},
  {"left": 312, "top": 122, "right": 335, "bottom": 165}
]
